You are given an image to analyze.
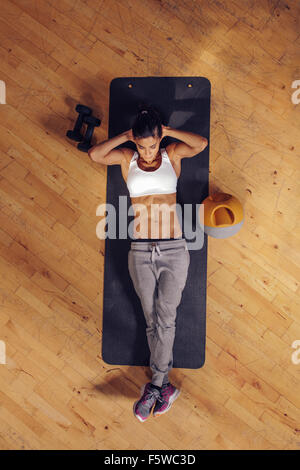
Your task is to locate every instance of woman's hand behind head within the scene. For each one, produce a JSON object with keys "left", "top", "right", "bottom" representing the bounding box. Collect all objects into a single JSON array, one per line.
[
  {"left": 125, "top": 128, "right": 134, "bottom": 142},
  {"left": 161, "top": 125, "right": 171, "bottom": 139}
]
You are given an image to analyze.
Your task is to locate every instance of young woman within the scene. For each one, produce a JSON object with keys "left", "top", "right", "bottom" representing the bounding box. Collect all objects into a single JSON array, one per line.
[{"left": 88, "top": 105, "right": 207, "bottom": 422}]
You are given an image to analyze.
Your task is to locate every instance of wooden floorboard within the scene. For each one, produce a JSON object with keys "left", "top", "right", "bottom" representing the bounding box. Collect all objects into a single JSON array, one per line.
[{"left": 0, "top": 0, "right": 299, "bottom": 450}]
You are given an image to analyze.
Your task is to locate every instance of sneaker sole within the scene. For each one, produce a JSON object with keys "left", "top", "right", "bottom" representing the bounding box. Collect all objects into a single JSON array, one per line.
[{"left": 153, "top": 388, "right": 181, "bottom": 417}]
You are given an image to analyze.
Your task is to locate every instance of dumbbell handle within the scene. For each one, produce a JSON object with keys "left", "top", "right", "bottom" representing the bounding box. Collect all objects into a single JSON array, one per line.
[
  {"left": 77, "top": 116, "right": 101, "bottom": 152},
  {"left": 73, "top": 112, "right": 88, "bottom": 133},
  {"left": 83, "top": 116, "right": 101, "bottom": 142},
  {"left": 66, "top": 105, "right": 92, "bottom": 141}
]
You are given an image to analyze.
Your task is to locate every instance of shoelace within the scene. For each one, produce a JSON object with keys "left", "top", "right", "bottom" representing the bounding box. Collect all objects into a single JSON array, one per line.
[
  {"left": 142, "top": 389, "right": 160, "bottom": 405},
  {"left": 156, "top": 394, "right": 165, "bottom": 404}
]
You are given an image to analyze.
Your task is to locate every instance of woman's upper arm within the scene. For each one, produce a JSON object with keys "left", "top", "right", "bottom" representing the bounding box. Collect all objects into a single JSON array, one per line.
[
  {"left": 88, "top": 147, "right": 128, "bottom": 165},
  {"left": 166, "top": 140, "right": 208, "bottom": 161}
]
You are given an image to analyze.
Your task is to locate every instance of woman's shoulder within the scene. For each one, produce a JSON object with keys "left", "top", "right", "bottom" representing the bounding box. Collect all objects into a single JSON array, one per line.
[
  {"left": 122, "top": 147, "right": 136, "bottom": 163},
  {"left": 164, "top": 144, "right": 176, "bottom": 162}
]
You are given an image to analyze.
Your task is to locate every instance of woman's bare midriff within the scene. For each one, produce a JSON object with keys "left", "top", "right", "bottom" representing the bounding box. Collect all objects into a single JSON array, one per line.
[
  {"left": 130, "top": 193, "right": 182, "bottom": 239},
  {"left": 121, "top": 148, "right": 182, "bottom": 239}
]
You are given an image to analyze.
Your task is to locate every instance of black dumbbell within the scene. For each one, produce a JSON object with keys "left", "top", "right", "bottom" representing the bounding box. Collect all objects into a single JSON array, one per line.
[
  {"left": 77, "top": 115, "right": 101, "bottom": 152},
  {"left": 66, "top": 104, "right": 92, "bottom": 142}
]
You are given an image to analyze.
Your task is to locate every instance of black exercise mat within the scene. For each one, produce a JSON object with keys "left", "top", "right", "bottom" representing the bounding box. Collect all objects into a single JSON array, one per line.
[{"left": 102, "top": 77, "right": 210, "bottom": 369}]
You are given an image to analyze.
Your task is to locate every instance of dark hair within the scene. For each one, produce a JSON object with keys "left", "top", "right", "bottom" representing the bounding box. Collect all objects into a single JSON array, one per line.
[{"left": 132, "top": 103, "right": 163, "bottom": 140}]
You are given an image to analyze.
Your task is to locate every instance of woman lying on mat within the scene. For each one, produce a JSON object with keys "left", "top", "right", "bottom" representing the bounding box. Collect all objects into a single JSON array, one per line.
[{"left": 88, "top": 105, "right": 207, "bottom": 422}]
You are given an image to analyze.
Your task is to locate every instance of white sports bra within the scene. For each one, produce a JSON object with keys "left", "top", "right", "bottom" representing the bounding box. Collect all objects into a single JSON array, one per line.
[{"left": 126, "top": 148, "right": 178, "bottom": 198}]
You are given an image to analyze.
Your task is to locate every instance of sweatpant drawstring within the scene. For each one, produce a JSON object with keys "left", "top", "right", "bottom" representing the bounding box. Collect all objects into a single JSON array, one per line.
[{"left": 151, "top": 243, "right": 161, "bottom": 262}]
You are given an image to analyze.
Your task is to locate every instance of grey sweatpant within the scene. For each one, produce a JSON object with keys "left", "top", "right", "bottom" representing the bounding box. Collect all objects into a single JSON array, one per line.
[{"left": 128, "top": 238, "right": 190, "bottom": 387}]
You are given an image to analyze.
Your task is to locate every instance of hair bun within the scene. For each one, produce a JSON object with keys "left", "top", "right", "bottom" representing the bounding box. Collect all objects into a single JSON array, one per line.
[{"left": 132, "top": 103, "right": 162, "bottom": 140}]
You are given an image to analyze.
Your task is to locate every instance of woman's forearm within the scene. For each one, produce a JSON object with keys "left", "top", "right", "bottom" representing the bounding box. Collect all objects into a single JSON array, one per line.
[
  {"left": 167, "top": 127, "right": 207, "bottom": 149},
  {"left": 88, "top": 131, "right": 128, "bottom": 160}
]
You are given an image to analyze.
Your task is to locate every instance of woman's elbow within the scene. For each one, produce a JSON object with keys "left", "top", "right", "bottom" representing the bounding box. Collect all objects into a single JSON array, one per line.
[
  {"left": 88, "top": 147, "right": 95, "bottom": 159},
  {"left": 199, "top": 138, "right": 208, "bottom": 152},
  {"left": 88, "top": 148, "right": 102, "bottom": 163}
]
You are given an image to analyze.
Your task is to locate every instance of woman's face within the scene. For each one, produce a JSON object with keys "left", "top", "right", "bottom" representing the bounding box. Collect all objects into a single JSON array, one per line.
[{"left": 134, "top": 135, "right": 162, "bottom": 163}]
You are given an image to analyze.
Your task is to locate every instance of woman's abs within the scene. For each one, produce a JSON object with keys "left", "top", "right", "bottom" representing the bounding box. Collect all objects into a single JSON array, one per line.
[{"left": 130, "top": 193, "right": 182, "bottom": 239}]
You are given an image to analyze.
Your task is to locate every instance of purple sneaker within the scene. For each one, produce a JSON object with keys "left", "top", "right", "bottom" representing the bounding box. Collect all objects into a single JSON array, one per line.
[
  {"left": 133, "top": 383, "right": 161, "bottom": 422},
  {"left": 153, "top": 382, "right": 180, "bottom": 417}
]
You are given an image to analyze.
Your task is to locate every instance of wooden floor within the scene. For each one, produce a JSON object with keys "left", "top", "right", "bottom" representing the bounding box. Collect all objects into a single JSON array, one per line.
[{"left": 0, "top": 0, "right": 299, "bottom": 451}]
